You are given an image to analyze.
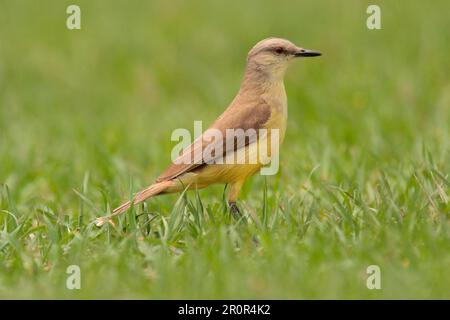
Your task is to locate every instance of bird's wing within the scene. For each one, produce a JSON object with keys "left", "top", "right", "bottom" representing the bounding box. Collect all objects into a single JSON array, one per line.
[{"left": 155, "top": 100, "right": 271, "bottom": 182}]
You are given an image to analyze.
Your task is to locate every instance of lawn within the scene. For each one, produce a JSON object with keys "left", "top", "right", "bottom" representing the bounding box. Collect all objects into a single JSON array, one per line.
[{"left": 0, "top": 0, "right": 449, "bottom": 299}]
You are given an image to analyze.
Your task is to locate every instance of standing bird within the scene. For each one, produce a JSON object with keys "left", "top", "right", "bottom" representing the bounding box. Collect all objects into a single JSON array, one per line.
[{"left": 95, "top": 38, "right": 321, "bottom": 226}]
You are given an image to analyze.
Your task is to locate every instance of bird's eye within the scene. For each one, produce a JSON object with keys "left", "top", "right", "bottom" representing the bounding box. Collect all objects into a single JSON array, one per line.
[{"left": 275, "top": 47, "right": 284, "bottom": 54}]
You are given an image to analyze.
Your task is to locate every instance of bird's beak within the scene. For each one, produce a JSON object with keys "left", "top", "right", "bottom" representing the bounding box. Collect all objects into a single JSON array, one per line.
[{"left": 294, "top": 48, "right": 322, "bottom": 57}]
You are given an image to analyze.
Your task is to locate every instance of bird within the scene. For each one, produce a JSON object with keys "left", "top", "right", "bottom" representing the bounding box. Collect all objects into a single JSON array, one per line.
[{"left": 95, "top": 37, "right": 321, "bottom": 227}]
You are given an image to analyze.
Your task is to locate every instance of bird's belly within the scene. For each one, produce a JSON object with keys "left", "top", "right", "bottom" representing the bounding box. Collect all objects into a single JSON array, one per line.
[
  {"left": 194, "top": 162, "right": 262, "bottom": 186},
  {"left": 173, "top": 132, "right": 280, "bottom": 189}
]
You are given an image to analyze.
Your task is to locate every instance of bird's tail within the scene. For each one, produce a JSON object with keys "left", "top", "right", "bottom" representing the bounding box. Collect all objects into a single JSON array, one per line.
[{"left": 95, "top": 180, "right": 173, "bottom": 227}]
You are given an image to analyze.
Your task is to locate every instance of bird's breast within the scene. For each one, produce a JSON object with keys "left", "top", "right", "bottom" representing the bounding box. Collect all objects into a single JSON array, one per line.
[{"left": 262, "top": 82, "right": 288, "bottom": 141}]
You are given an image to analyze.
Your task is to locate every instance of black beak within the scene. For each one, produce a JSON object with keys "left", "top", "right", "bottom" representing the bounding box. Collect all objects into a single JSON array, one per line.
[{"left": 294, "top": 49, "right": 322, "bottom": 57}]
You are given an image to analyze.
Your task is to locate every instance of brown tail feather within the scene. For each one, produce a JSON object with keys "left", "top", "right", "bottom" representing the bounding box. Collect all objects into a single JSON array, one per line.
[{"left": 95, "top": 181, "right": 173, "bottom": 227}]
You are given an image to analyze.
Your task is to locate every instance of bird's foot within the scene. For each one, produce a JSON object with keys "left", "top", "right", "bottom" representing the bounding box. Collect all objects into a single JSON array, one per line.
[{"left": 228, "top": 201, "right": 242, "bottom": 218}]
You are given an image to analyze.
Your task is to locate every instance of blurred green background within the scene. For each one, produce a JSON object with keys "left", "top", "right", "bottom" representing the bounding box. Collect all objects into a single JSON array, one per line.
[{"left": 0, "top": 0, "right": 449, "bottom": 298}]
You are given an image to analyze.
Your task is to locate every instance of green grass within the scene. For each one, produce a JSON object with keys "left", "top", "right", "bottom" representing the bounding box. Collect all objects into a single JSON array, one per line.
[{"left": 0, "top": 0, "right": 449, "bottom": 299}]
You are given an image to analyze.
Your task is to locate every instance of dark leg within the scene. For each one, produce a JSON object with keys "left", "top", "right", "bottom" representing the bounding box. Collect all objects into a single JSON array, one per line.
[
  {"left": 228, "top": 181, "right": 244, "bottom": 219},
  {"left": 228, "top": 201, "right": 242, "bottom": 218}
]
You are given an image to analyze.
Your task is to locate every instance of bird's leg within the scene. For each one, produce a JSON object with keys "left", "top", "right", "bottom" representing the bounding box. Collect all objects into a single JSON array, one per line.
[
  {"left": 228, "top": 180, "right": 245, "bottom": 218},
  {"left": 228, "top": 201, "right": 242, "bottom": 218}
]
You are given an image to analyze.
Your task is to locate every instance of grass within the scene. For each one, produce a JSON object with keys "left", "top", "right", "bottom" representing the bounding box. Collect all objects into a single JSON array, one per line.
[{"left": 0, "top": 0, "right": 449, "bottom": 299}]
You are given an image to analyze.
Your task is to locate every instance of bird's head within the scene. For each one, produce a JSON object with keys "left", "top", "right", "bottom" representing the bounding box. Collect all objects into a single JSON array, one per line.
[{"left": 246, "top": 38, "right": 321, "bottom": 80}]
